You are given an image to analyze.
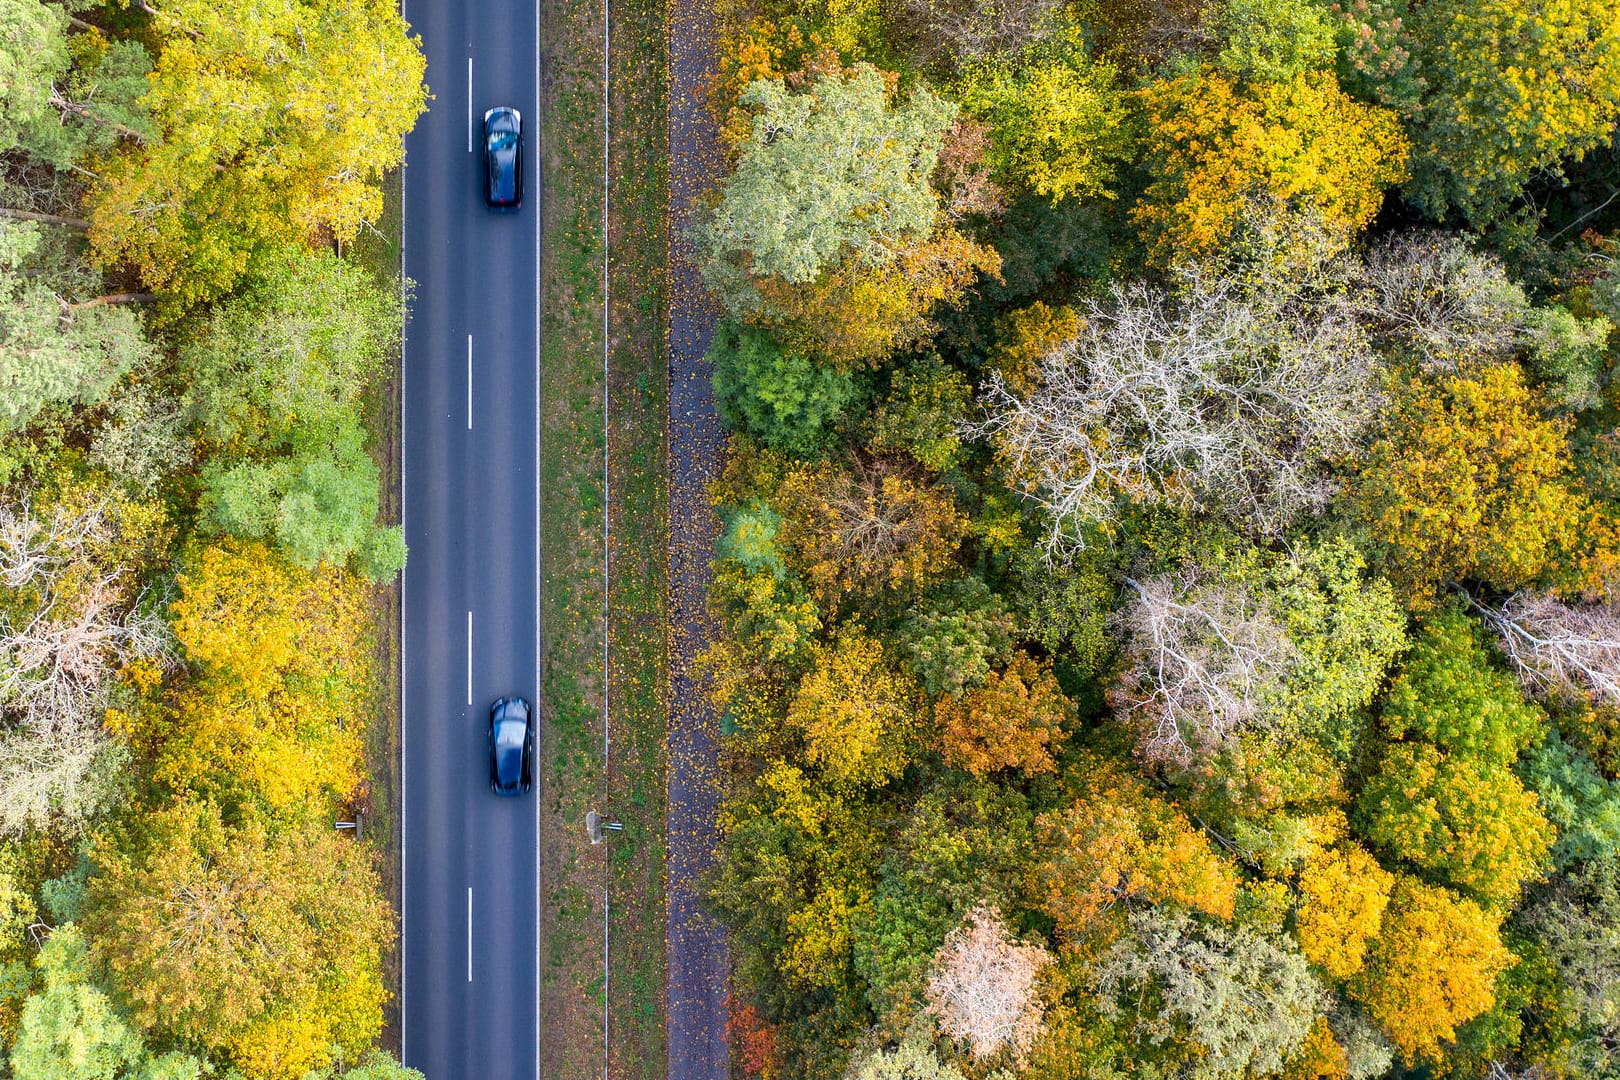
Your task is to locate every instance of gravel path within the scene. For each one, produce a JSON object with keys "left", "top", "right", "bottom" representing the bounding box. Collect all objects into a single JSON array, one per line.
[{"left": 666, "top": 0, "right": 730, "bottom": 1073}]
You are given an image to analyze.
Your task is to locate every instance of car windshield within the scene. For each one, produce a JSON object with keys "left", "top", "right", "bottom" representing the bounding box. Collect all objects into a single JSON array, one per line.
[
  {"left": 489, "top": 130, "right": 518, "bottom": 151},
  {"left": 495, "top": 716, "right": 526, "bottom": 749}
]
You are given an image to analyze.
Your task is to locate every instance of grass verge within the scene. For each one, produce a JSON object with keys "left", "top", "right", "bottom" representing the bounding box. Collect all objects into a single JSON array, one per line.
[
  {"left": 540, "top": 0, "right": 670, "bottom": 1074},
  {"left": 352, "top": 164, "right": 405, "bottom": 1054}
]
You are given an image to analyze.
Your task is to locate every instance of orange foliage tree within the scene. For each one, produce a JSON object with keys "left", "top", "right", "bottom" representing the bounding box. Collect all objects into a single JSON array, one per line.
[
  {"left": 774, "top": 459, "right": 966, "bottom": 609},
  {"left": 1029, "top": 760, "right": 1240, "bottom": 939},
  {"left": 934, "top": 652, "right": 1073, "bottom": 777},
  {"left": 1350, "top": 876, "right": 1513, "bottom": 1063}
]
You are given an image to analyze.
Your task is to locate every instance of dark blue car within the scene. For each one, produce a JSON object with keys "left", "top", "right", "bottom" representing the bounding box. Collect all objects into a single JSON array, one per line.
[
  {"left": 488, "top": 696, "right": 534, "bottom": 797},
  {"left": 483, "top": 106, "right": 523, "bottom": 209}
]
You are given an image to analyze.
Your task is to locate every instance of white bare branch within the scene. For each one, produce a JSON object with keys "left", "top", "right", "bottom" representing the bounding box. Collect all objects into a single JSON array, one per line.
[
  {"left": 1111, "top": 572, "right": 1297, "bottom": 766},
  {"left": 925, "top": 904, "right": 1050, "bottom": 1062},
  {"left": 1472, "top": 592, "right": 1620, "bottom": 709},
  {"left": 972, "top": 261, "right": 1378, "bottom": 558},
  {"left": 1364, "top": 233, "right": 1529, "bottom": 370}
]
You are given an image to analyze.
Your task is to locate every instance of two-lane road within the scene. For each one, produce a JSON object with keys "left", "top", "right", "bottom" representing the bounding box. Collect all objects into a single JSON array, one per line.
[{"left": 400, "top": 2, "right": 542, "bottom": 1077}]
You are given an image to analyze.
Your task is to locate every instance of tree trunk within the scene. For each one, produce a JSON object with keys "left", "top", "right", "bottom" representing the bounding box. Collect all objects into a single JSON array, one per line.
[
  {"left": 0, "top": 207, "right": 91, "bottom": 231},
  {"left": 70, "top": 293, "right": 158, "bottom": 310}
]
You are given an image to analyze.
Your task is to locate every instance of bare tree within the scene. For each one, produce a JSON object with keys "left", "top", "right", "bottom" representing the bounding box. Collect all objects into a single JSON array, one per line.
[
  {"left": 1111, "top": 573, "right": 1296, "bottom": 766},
  {"left": 887, "top": 0, "right": 1067, "bottom": 74},
  {"left": 0, "top": 496, "right": 171, "bottom": 834},
  {"left": 925, "top": 904, "right": 1051, "bottom": 1062},
  {"left": 1472, "top": 592, "right": 1620, "bottom": 708},
  {"left": 973, "top": 260, "right": 1378, "bottom": 557},
  {"left": 1363, "top": 233, "right": 1529, "bottom": 370}
]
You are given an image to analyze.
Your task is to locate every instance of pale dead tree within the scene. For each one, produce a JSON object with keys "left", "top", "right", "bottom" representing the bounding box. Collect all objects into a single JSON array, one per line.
[
  {"left": 1471, "top": 592, "right": 1620, "bottom": 708},
  {"left": 973, "top": 266, "right": 1377, "bottom": 558},
  {"left": 925, "top": 905, "right": 1051, "bottom": 1062},
  {"left": 887, "top": 0, "right": 1066, "bottom": 74},
  {"left": 0, "top": 498, "right": 116, "bottom": 591},
  {"left": 1111, "top": 573, "right": 1296, "bottom": 766},
  {"left": 0, "top": 496, "right": 171, "bottom": 834},
  {"left": 0, "top": 574, "right": 170, "bottom": 731},
  {"left": 1363, "top": 233, "right": 1529, "bottom": 370}
]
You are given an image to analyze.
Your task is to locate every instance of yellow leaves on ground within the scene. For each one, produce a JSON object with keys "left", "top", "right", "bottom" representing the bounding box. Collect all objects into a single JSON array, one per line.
[
  {"left": 1296, "top": 843, "right": 1394, "bottom": 979},
  {"left": 1351, "top": 876, "right": 1513, "bottom": 1064},
  {"left": 1135, "top": 68, "right": 1408, "bottom": 262}
]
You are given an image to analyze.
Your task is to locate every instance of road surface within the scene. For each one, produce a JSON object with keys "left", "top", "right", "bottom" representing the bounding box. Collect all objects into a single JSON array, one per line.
[{"left": 399, "top": 1, "right": 542, "bottom": 1077}]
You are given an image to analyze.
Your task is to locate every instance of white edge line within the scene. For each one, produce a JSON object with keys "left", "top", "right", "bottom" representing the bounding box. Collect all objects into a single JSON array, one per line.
[
  {"left": 534, "top": 0, "right": 544, "bottom": 1072},
  {"left": 467, "top": 55, "right": 474, "bottom": 153},
  {"left": 466, "top": 610, "right": 474, "bottom": 705},
  {"left": 467, "top": 886, "right": 474, "bottom": 983},
  {"left": 397, "top": 4, "right": 410, "bottom": 1053},
  {"left": 467, "top": 333, "right": 474, "bottom": 430}
]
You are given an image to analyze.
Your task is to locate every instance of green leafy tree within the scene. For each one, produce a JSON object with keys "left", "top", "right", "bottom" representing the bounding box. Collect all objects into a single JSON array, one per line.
[
  {"left": 0, "top": 221, "right": 155, "bottom": 431},
  {"left": 184, "top": 250, "right": 405, "bottom": 578},
  {"left": 867, "top": 354, "right": 971, "bottom": 472},
  {"left": 1374, "top": 0, "right": 1620, "bottom": 222},
  {"left": 1378, "top": 611, "right": 1544, "bottom": 762},
  {"left": 180, "top": 248, "right": 400, "bottom": 446},
  {"left": 1522, "top": 856, "right": 1620, "bottom": 1069},
  {"left": 9, "top": 924, "right": 210, "bottom": 1080},
  {"left": 0, "top": 0, "right": 68, "bottom": 152},
  {"left": 1095, "top": 908, "right": 1325, "bottom": 1077},
  {"left": 710, "top": 321, "right": 858, "bottom": 457},
  {"left": 1519, "top": 733, "right": 1620, "bottom": 868},
  {"left": 700, "top": 63, "right": 954, "bottom": 291},
  {"left": 87, "top": 0, "right": 428, "bottom": 305},
  {"left": 898, "top": 578, "right": 1015, "bottom": 698},
  {"left": 1357, "top": 741, "right": 1553, "bottom": 907},
  {"left": 956, "top": 31, "right": 1131, "bottom": 203},
  {"left": 1214, "top": 0, "right": 1338, "bottom": 82}
]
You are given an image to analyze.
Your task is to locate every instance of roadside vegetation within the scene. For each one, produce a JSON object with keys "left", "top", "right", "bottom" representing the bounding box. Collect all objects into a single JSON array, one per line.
[
  {"left": 0, "top": 1, "right": 425, "bottom": 1077},
  {"left": 697, "top": 0, "right": 1620, "bottom": 1078},
  {"left": 537, "top": 0, "right": 669, "bottom": 1070}
]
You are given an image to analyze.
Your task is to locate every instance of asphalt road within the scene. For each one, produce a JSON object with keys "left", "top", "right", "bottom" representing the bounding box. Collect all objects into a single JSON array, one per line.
[{"left": 399, "top": 2, "right": 542, "bottom": 1077}]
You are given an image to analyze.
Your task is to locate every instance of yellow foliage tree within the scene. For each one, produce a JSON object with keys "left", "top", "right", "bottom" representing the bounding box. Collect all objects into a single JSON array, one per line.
[
  {"left": 1295, "top": 843, "right": 1394, "bottom": 979},
  {"left": 87, "top": 0, "right": 427, "bottom": 306},
  {"left": 1030, "top": 760, "right": 1240, "bottom": 939},
  {"left": 1133, "top": 68, "right": 1408, "bottom": 262},
  {"left": 934, "top": 652, "right": 1072, "bottom": 777},
  {"left": 1355, "top": 364, "right": 1605, "bottom": 599},
  {"left": 83, "top": 802, "right": 392, "bottom": 1079},
  {"left": 752, "top": 223, "right": 1001, "bottom": 366},
  {"left": 787, "top": 628, "right": 917, "bottom": 787},
  {"left": 159, "top": 542, "right": 372, "bottom": 816},
  {"left": 1351, "top": 876, "right": 1513, "bottom": 1063}
]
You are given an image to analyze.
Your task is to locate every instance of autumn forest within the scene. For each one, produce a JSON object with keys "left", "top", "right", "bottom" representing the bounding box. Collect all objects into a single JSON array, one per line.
[{"left": 695, "top": 0, "right": 1620, "bottom": 1078}]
